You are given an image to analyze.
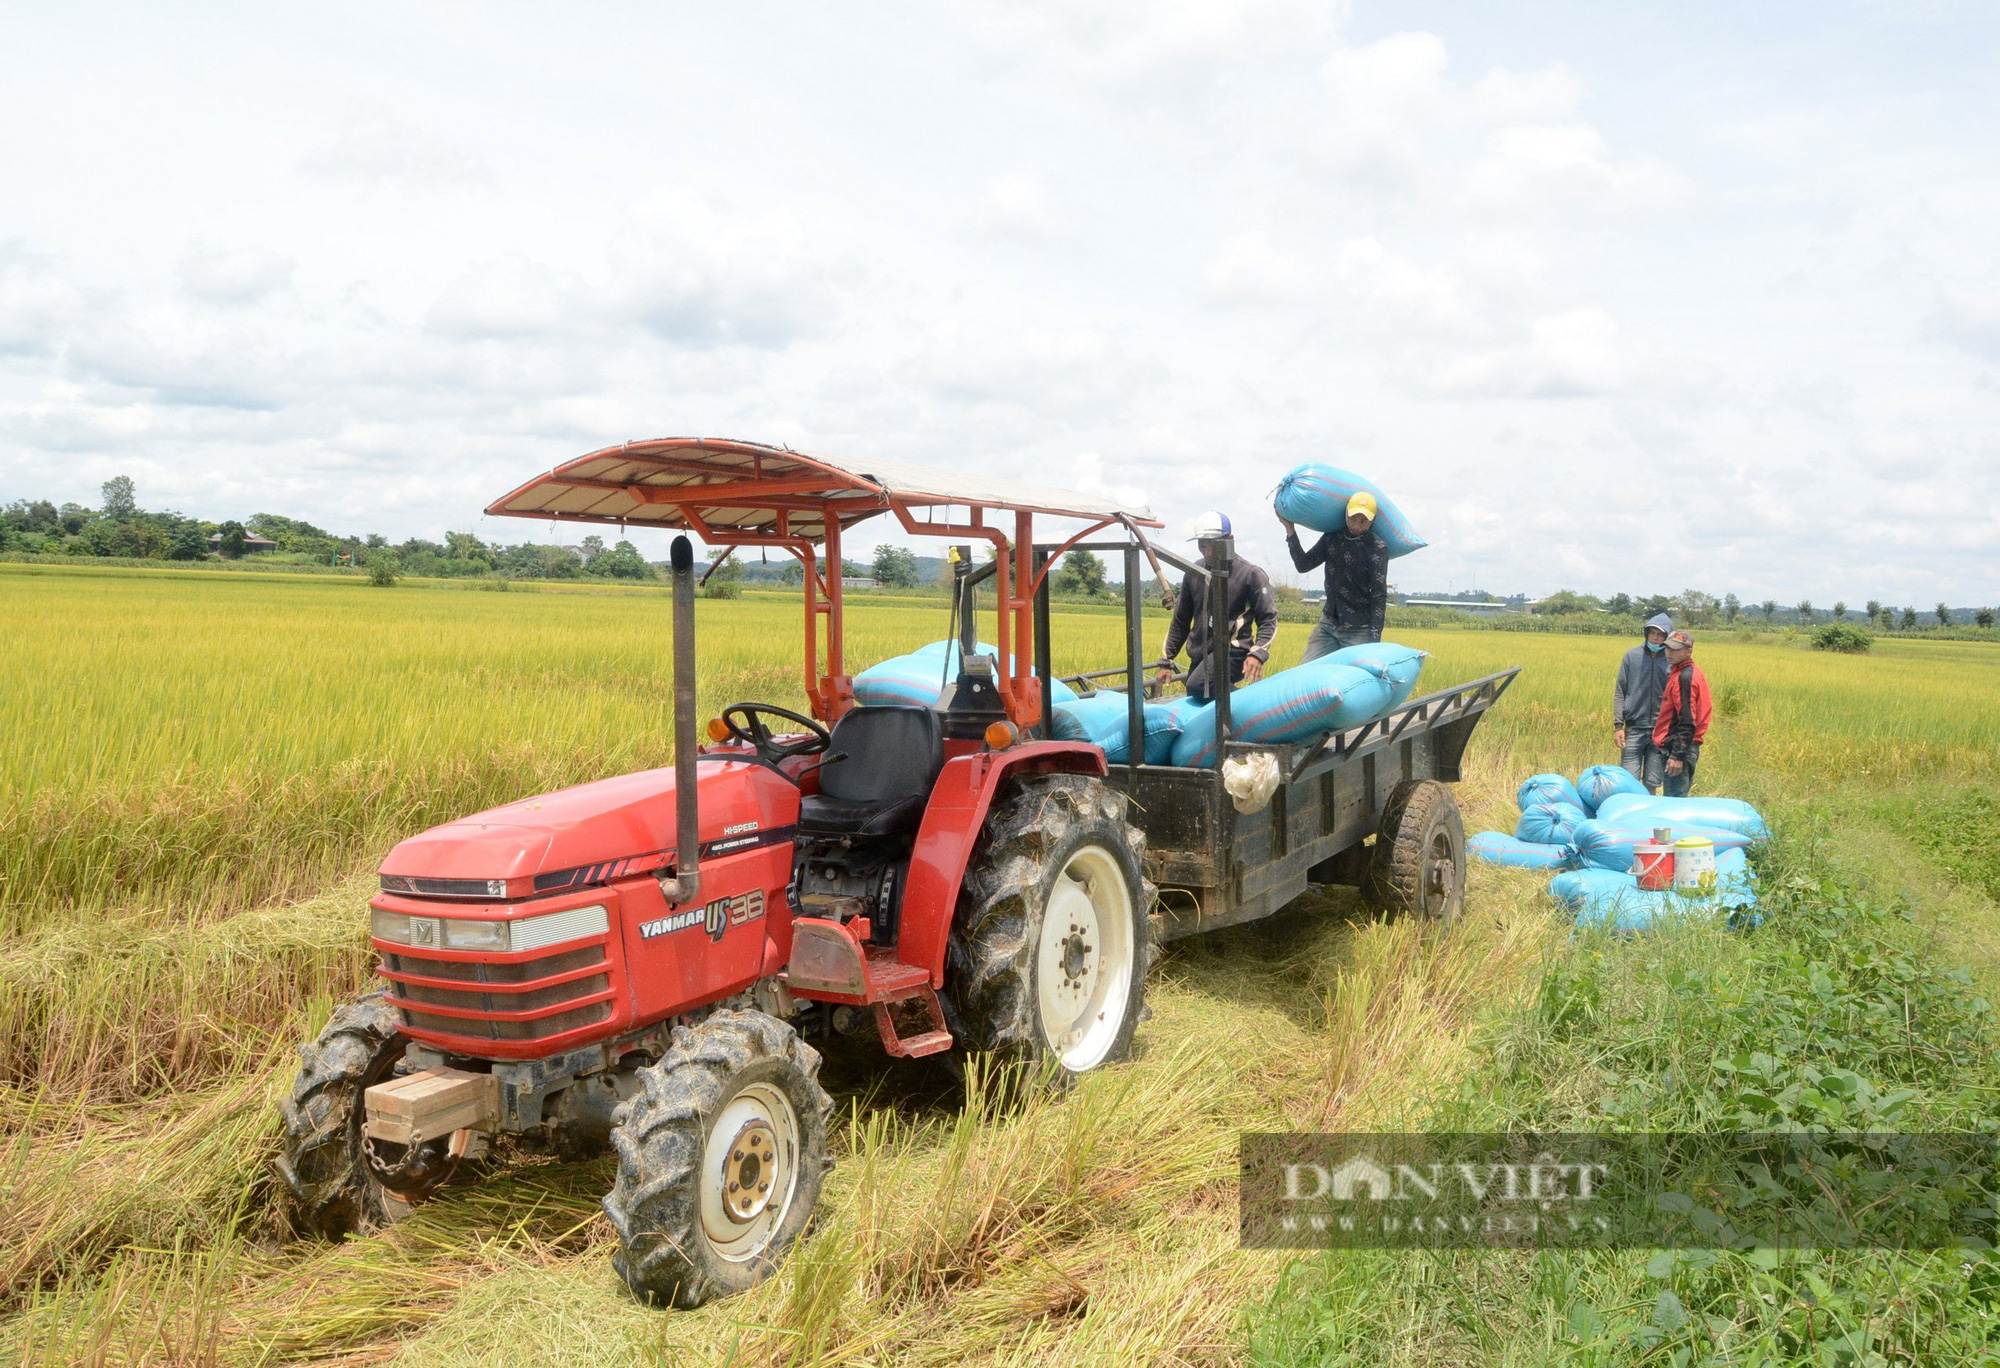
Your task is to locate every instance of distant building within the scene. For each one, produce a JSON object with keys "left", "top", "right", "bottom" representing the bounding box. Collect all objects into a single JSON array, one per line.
[
  {"left": 1402, "top": 597, "right": 1516, "bottom": 614},
  {"left": 210, "top": 532, "right": 279, "bottom": 554}
]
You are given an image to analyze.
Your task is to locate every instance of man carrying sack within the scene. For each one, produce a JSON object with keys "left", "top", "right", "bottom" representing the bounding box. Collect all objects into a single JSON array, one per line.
[
  {"left": 1651, "top": 629, "right": 1712, "bottom": 798},
  {"left": 1281, "top": 491, "right": 1389, "bottom": 662}
]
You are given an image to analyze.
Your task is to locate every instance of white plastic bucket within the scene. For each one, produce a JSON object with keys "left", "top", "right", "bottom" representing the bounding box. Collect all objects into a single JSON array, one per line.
[{"left": 1674, "top": 836, "right": 1716, "bottom": 896}]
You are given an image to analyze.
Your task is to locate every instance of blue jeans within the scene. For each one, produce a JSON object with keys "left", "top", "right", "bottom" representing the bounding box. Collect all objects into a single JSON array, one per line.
[
  {"left": 1301, "top": 618, "right": 1376, "bottom": 663},
  {"left": 1662, "top": 745, "right": 1700, "bottom": 797},
  {"left": 1620, "top": 728, "right": 1665, "bottom": 792}
]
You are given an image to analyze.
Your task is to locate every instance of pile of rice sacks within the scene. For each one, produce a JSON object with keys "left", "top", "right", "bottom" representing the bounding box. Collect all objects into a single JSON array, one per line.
[
  {"left": 853, "top": 640, "right": 1427, "bottom": 770},
  {"left": 1467, "top": 764, "right": 1769, "bottom": 932}
]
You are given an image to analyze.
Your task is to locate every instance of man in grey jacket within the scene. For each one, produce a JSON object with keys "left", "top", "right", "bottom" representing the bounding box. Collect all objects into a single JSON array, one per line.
[
  {"left": 1155, "top": 511, "right": 1278, "bottom": 703},
  {"left": 1613, "top": 613, "right": 1675, "bottom": 792}
]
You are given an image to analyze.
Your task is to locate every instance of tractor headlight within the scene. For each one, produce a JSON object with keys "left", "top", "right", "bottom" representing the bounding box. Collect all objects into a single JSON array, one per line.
[
  {"left": 371, "top": 909, "right": 415, "bottom": 944},
  {"left": 371, "top": 905, "right": 609, "bottom": 954},
  {"left": 442, "top": 918, "right": 512, "bottom": 952}
]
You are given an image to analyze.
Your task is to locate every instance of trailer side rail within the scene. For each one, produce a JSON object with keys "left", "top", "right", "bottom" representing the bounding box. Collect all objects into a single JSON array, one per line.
[{"left": 1282, "top": 667, "right": 1519, "bottom": 784}]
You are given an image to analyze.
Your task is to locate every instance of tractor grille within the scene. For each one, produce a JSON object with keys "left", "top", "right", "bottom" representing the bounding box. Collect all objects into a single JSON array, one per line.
[
  {"left": 381, "top": 944, "right": 613, "bottom": 1043},
  {"left": 397, "top": 1001, "right": 611, "bottom": 1041}
]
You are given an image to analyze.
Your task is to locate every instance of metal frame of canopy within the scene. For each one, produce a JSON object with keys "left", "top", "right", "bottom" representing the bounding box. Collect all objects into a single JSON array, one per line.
[{"left": 488, "top": 437, "right": 1167, "bottom": 728}]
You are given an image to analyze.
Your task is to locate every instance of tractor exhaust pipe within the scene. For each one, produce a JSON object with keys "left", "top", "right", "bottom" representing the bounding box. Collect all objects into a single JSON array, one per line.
[{"left": 659, "top": 535, "right": 702, "bottom": 907}]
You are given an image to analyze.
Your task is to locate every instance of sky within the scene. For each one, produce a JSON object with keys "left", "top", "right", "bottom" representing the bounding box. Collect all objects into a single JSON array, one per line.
[{"left": 3, "top": 0, "right": 1997, "bottom": 604}]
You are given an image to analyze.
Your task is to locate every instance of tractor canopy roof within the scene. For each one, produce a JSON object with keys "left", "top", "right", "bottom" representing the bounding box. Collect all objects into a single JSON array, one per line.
[{"left": 487, "top": 437, "right": 1160, "bottom": 543}]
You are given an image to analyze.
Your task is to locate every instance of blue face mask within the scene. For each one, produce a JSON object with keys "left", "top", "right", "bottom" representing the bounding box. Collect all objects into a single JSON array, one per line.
[{"left": 1645, "top": 641, "right": 1664, "bottom": 654}]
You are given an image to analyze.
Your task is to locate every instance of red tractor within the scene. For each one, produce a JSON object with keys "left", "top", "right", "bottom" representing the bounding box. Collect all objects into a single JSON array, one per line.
[{"left": 277, "top": 438, "right": 1514, "bottom": 1308}]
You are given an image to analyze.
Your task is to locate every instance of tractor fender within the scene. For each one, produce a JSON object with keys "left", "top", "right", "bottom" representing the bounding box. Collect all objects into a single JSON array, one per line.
[{"left": 898, "top": 740, "right": 1107, "bottom": 989}]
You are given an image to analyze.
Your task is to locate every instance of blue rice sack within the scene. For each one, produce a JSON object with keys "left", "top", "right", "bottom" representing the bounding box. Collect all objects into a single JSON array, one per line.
[
  {"left": 1551, "top": 848, "right": 1759, "bottom": 933},
  {"left": 912, "top": 638, "right": 1076, "bottom": 694},
  {"left": 1515, "top": 801, "right": 1589, "bottom": 847},
  {"left": 855, "top": 641, "right": 1077, "bottom": 710},
  {"left": 1051, "top": 692, "right": 1179, "bottom": 765},
  {"left": 1470, "top": 831, "right": 1572, "bottom": 870},
  {"left": 1139, "top": 705, "right": 1180, "bottom": 764},
  {"left": 853, "top": 653, "right": 955, "bottom": 708},
  {"left": 1169, "top": 660, "right": 1394, "bottom": 768},
  {"left": 1273, "top": 463, "right": 1428, "bottom": 559},
  {"left": 1325, "top": 642, "right": 1427, "bottom": 710},
  {"left": 1517, "top": 772, "right": 1584, "bottom": 813},
  {"left": 1158, "top": 693, "right": 1212, "bottom": 731},
  {"left": 1591, "top": 793, "right": 1771, "bottom": 842},
  {"left": 1549, "top": 868, "right": 1660, "bottom": 931},
  {"left": 1574, "top": 763, "right": 1648, "bottom": 815},
  {"left": 1570, "top": 818, "right": 1754, "bottom": 872},
  {"left": 1710, "top": 845, "right": 1758, "bottom": 905}
]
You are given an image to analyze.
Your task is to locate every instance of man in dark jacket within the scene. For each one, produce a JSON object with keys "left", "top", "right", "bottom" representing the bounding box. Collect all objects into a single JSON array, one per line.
[
  {"left": 1613, "top": 612, "right": 1674, "bottom": 791},
  {"left": 1281, "top": 491, "right": 1389, "bottom": 662},
  {"left": 1155, "top": 511, "right": 1278, "bottom": 703}
]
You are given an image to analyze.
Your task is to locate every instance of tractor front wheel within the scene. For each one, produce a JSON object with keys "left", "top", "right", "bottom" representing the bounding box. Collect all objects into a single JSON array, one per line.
[
  {"left": 276, "top": 992, "right": 462, "bottom": 1238},
  {"left": 1368, "top": 779, "right": 1465, "bottom": 926},
  {"left": 603, "top": 1009, "right": 832, "bottom": 1308},
  {"left": 948, "top": 775, "right": 1154, "bottom": 1078}
]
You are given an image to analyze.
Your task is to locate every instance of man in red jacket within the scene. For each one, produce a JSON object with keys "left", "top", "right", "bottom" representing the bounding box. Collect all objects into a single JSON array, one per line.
[{"left": 1651, "top": 630, "right": 1712, "bottom": 797}]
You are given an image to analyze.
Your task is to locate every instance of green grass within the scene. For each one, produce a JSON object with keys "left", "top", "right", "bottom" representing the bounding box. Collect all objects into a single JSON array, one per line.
[
  {"left": 2, "top": 560, "right": 1998, "bottom": 1364},
  {"left": 1246, "top": 840, "right": 2000, "bottom": 1366},
  {"left": 1880, "top": 787, "right": 2000, "bottom": 906}
]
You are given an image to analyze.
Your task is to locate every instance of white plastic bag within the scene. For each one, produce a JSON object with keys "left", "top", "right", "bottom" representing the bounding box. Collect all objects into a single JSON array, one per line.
[{"left": 1223, "top": 751, "right": 1282, "bottom": 814}]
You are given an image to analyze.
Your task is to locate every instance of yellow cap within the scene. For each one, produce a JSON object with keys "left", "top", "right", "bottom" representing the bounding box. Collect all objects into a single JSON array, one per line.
[{"left": 1345, "top": 491, "right": 1378, "bottom": 521}]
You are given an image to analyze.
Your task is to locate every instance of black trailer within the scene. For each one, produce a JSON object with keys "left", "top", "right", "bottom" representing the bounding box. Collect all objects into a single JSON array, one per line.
[{"left": 1013, "top": 534, "right": 1518, "bottom": 938}]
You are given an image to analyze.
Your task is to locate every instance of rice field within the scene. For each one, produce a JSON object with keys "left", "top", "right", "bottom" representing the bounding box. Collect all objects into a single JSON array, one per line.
[{"left": 2, "top": 561, "right": 1996, "bottom": 1365}]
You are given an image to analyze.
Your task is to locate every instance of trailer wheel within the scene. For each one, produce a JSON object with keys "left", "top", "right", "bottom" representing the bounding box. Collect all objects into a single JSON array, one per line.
[
  {"left": 1369, "top": 779, "right": 1465, "bottom": 925},
  {"left": 276, "top": 992, "right": 458, "bottom": 1237},
  {"left": 604, "top": 1009, "right": 832, "bottom": 1308},
  {"left": 948, "top": 775, "right": 1156, "bottom": 1077}
]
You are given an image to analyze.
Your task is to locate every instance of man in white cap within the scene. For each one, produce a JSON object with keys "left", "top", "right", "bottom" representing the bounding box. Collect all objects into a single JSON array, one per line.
[
  {"left": 1155, "top": 511, "right": 1277, "bottom": 703},
  {"left": 1281, "top": 491, "right": 1389, "bottom": 662}
]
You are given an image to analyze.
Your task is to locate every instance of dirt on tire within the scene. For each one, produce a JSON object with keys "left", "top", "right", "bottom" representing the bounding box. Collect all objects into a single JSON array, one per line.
[
  {"left": 603, "top": 1009, "right": 832, "bottom": 1309},
  {"left": 1368, "top": 778, "right": 1465, "bottom": 924},
  {"left": 275, "top": 991, "right": 417, "bottom": 1238},
  {"left": 945, "top": 773, "right": 1155, "bottom": 1074}
]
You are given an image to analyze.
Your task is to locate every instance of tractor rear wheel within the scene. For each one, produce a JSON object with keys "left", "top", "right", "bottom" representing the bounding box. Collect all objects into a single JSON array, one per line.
[
  {"left": 1368, "top": 779, "right": 1465, "bottom": 926},
  {"left": 603, "top": 1009, "right": 832, "bottom": 1308},
  {"left": 947, "top": 775, "right": 1154, "bottom": 1078},
  {"left": 276, "top": 992, "right": 462, "bottom": 1237}
]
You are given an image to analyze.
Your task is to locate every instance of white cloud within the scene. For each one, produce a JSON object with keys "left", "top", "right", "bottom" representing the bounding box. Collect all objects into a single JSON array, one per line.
[
  {"left": 1318, "top": 31, "right": 1684, "bottom": 214},
  {"left": 1202, "top": 231, "right": 1479, "bottom": 334},
  {"left": 1428, "top": 307, "right": 1635, "bottom": 398},
  {"left": 426, "top": 256, "right": 584, "bottom": 339},
  {"left": 0, "top": 3, "right": 1995, "bottom": 605},
  {"left": 956, "top": 0, "right": 1343, "bottom": 84},
  {"left": 980, "top": 171, "right": 1061, "bottom": 240},
  {"left": 0, "top": 246, "right": 82, "bottom": 356},
  {"left": 609, "top": 191, "right": 844, "bottom": 348},
  {"left": 1927, "top": 286, "right": 2000, "bottom": 359},
  {"left": 178, "top": 242, "right": 294, "bottom": 305},
  {"left": 297, "top": 113, "right": 491, "bottom": 189},
  {"left": 1067, "top": 450, "right": 1149, "bottom": 510}
]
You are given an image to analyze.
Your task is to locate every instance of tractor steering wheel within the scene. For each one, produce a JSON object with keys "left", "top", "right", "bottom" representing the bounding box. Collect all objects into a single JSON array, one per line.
[{"left": 719, "top": 703, "right": 831, "bottom": 766}]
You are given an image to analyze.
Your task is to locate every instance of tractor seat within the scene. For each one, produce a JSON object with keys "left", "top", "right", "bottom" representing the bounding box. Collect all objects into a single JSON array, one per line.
[{"left": 797, "top": 706, "right": 945, "bottom": 838}]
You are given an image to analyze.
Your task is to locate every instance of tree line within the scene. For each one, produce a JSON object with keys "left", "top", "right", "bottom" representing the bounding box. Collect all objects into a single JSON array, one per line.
[
  {"left": 1530, "top": 588, "right": 1993, "bottom": 631},
  {"left": 1, "top": 477, "right": 658, "bottom": 582}
]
